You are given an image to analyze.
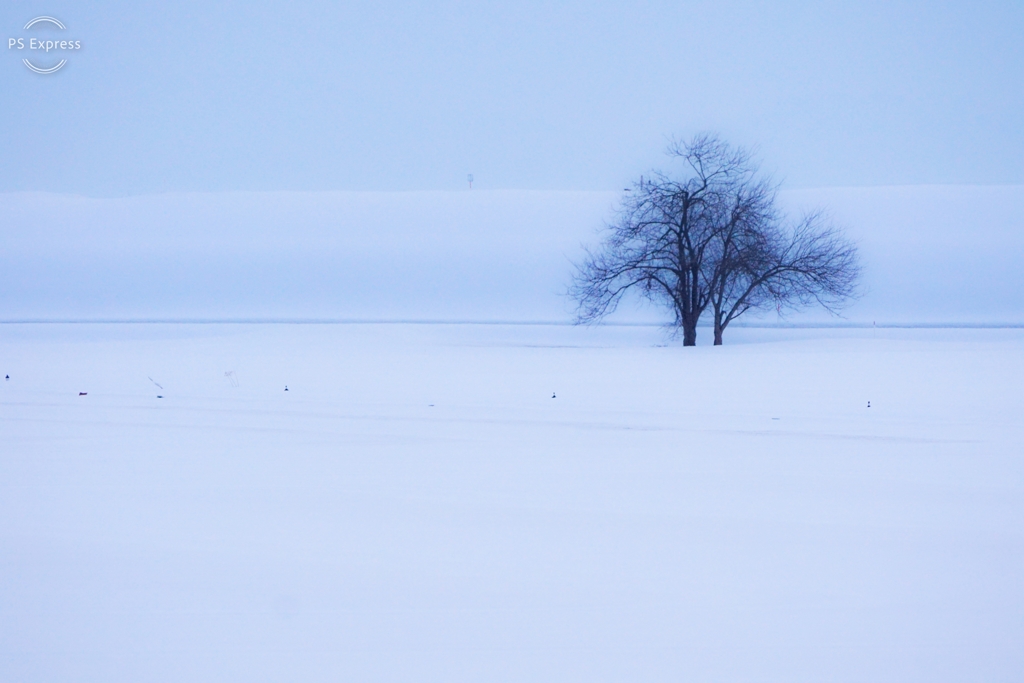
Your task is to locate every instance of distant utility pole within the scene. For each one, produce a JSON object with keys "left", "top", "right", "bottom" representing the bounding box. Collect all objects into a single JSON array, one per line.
[{"left": 468, "top": 173, "right": 474, "bottom": 189}]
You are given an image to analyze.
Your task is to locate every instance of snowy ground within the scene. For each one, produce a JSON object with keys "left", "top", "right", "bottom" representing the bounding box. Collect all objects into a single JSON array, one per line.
[{"left": 2, "top": 323, "right": 1022, "bottom": 682}]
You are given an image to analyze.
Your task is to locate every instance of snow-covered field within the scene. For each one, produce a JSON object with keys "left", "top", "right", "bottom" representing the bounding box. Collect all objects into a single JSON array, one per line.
[{"left": 2, "top": 322, "right": 1022, "bottom": 682}]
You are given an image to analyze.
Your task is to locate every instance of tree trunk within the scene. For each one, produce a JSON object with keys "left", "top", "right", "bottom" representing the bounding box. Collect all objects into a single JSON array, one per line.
[
  {"left": 681, "top": 312, "right": 698, "bottom": 346},
  {"left": 683, "top": 325, "right": 697, "bottom": 346},
  {"left": 678, "top": 304, "right": 698, "bottom": 346},
  {"left": 712, "top": 311, "right": 729, "bottom": 344}
]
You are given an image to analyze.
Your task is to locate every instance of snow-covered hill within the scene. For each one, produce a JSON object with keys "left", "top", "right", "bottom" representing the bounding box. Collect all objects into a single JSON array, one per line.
[{"left": 1, "top": 186, "right": 1021, "bottom": 323}]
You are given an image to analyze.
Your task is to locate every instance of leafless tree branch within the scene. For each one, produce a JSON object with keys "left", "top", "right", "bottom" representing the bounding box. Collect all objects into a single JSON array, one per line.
[{"left": 571, "top": 134, "right": 860, "bottom": 345}]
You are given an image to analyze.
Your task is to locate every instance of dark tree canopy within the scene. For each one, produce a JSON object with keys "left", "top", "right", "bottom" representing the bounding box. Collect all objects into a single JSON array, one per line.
[{"left": 571, "top": 134, "right": 860, "bottom": 345}]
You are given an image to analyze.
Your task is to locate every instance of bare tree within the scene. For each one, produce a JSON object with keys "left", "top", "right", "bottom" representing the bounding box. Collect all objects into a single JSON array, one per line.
[
  {"left": 571, "top": 134, "right": 860, "bottom": 344},
  {"left": 570, "top": 134, "right": 754, "bottom": 345},
  {"left": 703, "top": 175, "right": 780, "bottom": 344},
  {"left": 707, "top": 208, "right": 860, "bottom": 344}
]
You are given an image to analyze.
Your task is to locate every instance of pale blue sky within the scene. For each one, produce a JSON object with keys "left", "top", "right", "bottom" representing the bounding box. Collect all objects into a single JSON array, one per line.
[{"left": 1, "top": 0, "right": 1022, "bottom": 195}]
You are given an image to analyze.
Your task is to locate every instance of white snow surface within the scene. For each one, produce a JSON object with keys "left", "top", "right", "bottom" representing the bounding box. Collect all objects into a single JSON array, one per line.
[
  {"left": 2, "top": 322, "right": 1022, "bottom": 682},
  {"left": 2, "top": 185, "right": 1022, "bottom": 323}
]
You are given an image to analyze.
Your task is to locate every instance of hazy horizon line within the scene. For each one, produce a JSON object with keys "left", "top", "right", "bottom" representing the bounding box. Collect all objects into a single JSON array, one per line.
[{"left": 2, "top": 319, "right": 1023, "bottom": 330}]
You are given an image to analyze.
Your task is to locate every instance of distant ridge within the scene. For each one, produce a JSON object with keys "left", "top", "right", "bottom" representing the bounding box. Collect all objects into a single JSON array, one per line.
[{"left": 2, "top": 186, "right": 1021, "bottom": 323}]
